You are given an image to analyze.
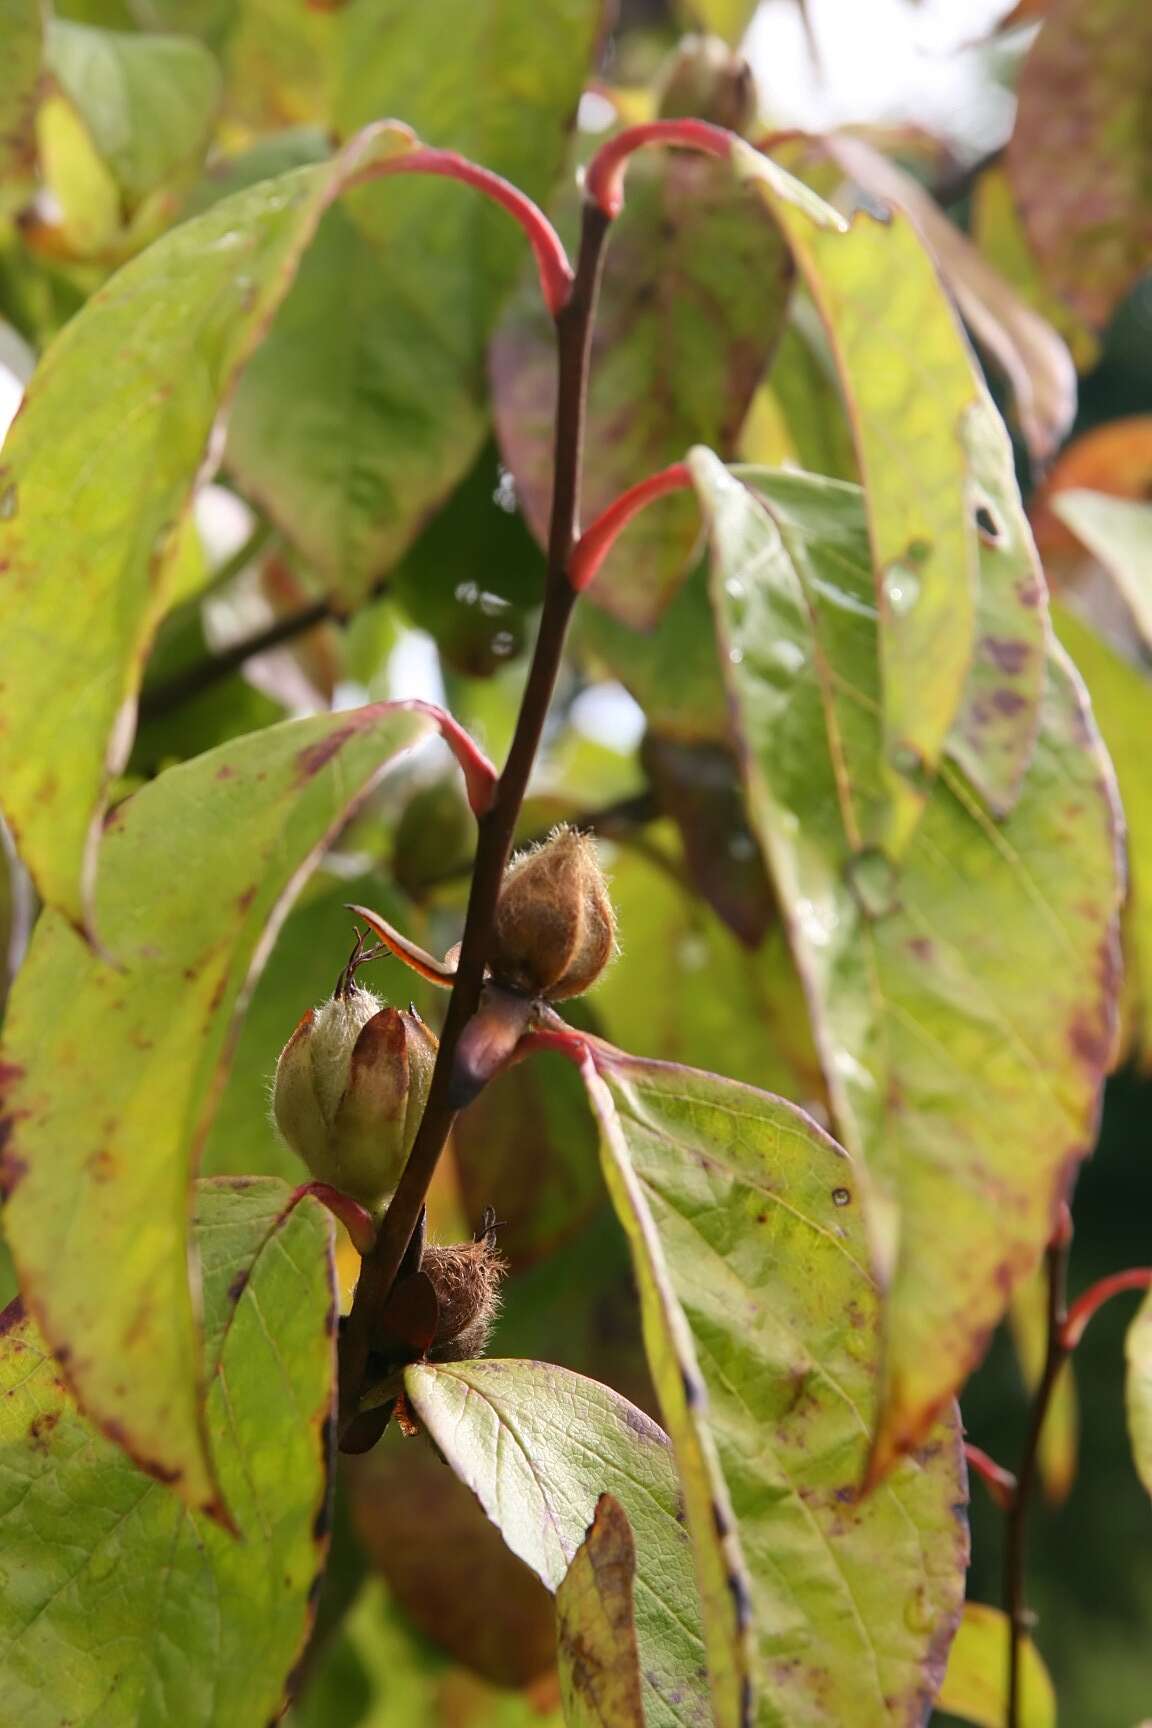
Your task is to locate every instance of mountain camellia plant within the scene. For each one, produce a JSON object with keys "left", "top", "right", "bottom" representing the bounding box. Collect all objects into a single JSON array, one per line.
[{"left": 0, "top": 4, "right": 1150, "bottom": 1726}]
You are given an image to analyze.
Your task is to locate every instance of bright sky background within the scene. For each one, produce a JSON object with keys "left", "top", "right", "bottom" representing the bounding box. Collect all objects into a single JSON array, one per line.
[{"left": 746, "top": 0, "right": 1018, "bottom": 156}]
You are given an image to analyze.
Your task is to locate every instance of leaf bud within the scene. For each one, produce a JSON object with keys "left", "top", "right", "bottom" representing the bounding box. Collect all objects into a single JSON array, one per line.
[
  {"left": 273, "top": 985, "right": 437, "bottom": 1212},
  {"left": 489, "top": 826, "right": 616, "bottom": 1001},
  {"left": 656, "top": 34, "right": 758, "bottom": 137}
]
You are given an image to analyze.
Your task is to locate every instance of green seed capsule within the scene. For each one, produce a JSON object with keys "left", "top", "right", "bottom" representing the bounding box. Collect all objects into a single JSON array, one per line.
[{"left": 273, "top": 985, "right": 436, "bottom": 1213}]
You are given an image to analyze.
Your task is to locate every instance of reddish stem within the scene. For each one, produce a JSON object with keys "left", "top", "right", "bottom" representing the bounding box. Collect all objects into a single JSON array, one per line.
[
  {"left": 379, "top": 147, "right": 573, "bottom": 314},
  {"left": 584, "top": 119, "right": 736, "bottom": 218},
  {"left": 568, "top": 462, "right": 694, "bottom": 593},
  {"left": 964, "top": 1443, "right": 1017, "bottom": 1513},
  {"left": 1063, "top": 1268, "right": 1152, "bottom": 1351},
  {"left": 393, "top": 699, "right": 497, "bottom": 817},
  {"left": 292, "top": 1183, "right": 377, "bottom": 1256}
]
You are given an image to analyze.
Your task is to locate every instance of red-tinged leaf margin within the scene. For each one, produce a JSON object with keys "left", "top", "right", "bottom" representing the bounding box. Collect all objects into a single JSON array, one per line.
[{"left": 0, "top": 701, "right": 436, "bottom": 1520}]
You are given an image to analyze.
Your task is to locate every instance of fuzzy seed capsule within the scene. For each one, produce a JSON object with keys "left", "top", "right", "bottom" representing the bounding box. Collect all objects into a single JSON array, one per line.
[
  {"left": 489, "top": 826, "right": 616, "bottom": 1001},
  {"left": 423, "top": 1236, "right": 506, "bottom": 1363},
  {"left": 273, "top": 985, "right": 436, "bottom": 1213}
]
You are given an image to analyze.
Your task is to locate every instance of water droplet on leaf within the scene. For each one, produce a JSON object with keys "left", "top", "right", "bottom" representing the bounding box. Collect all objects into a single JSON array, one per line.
[
  {"left": 728, "top": 646, "right": 744, "bottom": 665},
  {"left": 0, "top": 483, "right": 17, "bottom": 520},
  {"left": 882, "top": 564, "right": 920, "bottom": 616},
  {"left": 831, "top": 1187, "right": 851, "bottom": 1208}
]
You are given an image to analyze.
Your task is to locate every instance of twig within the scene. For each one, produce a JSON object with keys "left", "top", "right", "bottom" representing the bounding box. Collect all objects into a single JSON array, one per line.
[
  {"left": 138, "top": 571, "right": 392, "bottom": 722},
  {"left": 1003, "top": 1209, "right": 1072, "bottom": 1728},
  {"left": 336, "top": 200, "right": 613, "bottom": 1440}
]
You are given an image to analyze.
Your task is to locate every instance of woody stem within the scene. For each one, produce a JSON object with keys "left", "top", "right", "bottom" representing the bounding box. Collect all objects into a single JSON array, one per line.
[{"left": 336, "top": 201, "right": 612, "bottom": 1440}]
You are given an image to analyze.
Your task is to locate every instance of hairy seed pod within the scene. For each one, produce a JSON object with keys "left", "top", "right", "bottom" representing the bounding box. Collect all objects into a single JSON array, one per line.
[
  {"left": 489, "top": 826, "right": 616, "bottom": 1001},
  {"left": 273, "top": 985, "right": 437, "bottom": 1212},
  {"left": 423, "top": 1236, "right": 506, "bottom": 1363}
]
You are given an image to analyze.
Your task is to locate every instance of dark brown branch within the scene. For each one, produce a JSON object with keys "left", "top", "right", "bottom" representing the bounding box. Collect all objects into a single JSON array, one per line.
[
  {"left": 1003, "top": 1211, "right": 1072, "bottom": 1728},
  {"left": 336, "top": 201, "right": 613, "bottom": 1440},
  {"left": 138, "top": 564, "right": 391, "bottom": 722}
]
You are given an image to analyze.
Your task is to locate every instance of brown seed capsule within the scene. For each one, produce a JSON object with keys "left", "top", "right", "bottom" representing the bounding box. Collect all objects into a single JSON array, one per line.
[
  {"left": 272, "top": 985, "right": 437, "bottom": 1213},
  {"left": 423, "top": 1236, "right": 506, "bottom": 1363},
  {"left": 489, "top": 826, "right": 616, "bottom": 1001}
]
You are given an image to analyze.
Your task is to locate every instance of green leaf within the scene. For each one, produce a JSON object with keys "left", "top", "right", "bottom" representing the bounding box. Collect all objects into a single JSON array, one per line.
[
  {"left": 578, "top": 560, "right": 731, "bottom": 746},
  {"left": 1125, "top": 1286, "right": 1152, "bottom": 1499},
  {"left": 289, "top": 1578, "right": 564, "bottom": 1728},
  {"left": 0, "top": 702, "right": 431, "bottom": 1515},
  {"left": 403, "top": 1358, "right": 711, "bottom": 1728},
  {"left": 389, "top": 442, "right": 544, "bottom": 679},
  {"left": 46, "top": 20, "right": 222, "bottom": 211},
  {"left": 226, "top": 0, "right": 600, "bottom": 604},
  {"left": 1008, "top": 0, "right": 1152, "bottom": 326},
  {"left": 556, "top": 1494, "right": 645, "bottom": 1728},
  {"left": 0, "top": 1178, "right": 335, "bottom": 1728},
  {"left": 1054, "top": 606, "right": 1152, "bottom": 1068},
  {"left": 695, "top": 455, "right": 1123, "bottom": 1473},
  {"left": 581, "top": 1048, "right": 967, "bottom": 1727},
  {"left": 595, "top": 831, "right": 825, "bottom": 1109},
  {"left": 1051, "top": 490, "right": 1152, "bottom": 654},
  {"left": 493, "top": 152, "right": 790, "bottom": 627},
  {"left": 936, "top": 1602, "right": 1055, "bottom": 1728},
  {"left": 0, "top": 0, "right": 41, "bottom": 213},
  {"left": 453, "top": 1042, "right": 604, "bottom": 1272},
  {"left": 735, "top": 144, "right": 1046, "bottom": 847},
  {"left": 0, "top": 122, "right": 412, "bottom": 926},
  {"left": 740, "top": 314, "right": 858, "bottom": 485}
]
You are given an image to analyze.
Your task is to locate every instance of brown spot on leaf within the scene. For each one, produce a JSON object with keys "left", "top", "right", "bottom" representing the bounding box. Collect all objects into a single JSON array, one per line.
[
  {"left": 0, "top": 1146, "right": 29, "bottom": 1198},
  {"left": 983, "top": 636, "right": 1031, "bottom": 676},
  {"left": 295, "top": 725, "right": 356, "bottom": 783},
  {"left": 992, "top": 688, "right": 1028, "bottom": 716},
  {"left": 227, "top": 1270, "right": 249, "bottom": 1305},
  {"left": 28, "top": 1409, "right": 60, "bottom": 1451}
]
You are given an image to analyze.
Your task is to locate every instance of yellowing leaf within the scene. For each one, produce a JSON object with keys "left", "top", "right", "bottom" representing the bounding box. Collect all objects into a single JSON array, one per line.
[
  {"left": 695, "top": 456, "right": 1123, "bottom": 1472},
  {"left": 734, "top": 143, "right": 994, "bottom": 850},
  {"left": 0, "top": 1180, "right": 335, "bottom": 1727},
  {"left": 0, "top": 703, "right": 430, "bottom": 1515},
  {"left": 1125, "top": 1287, "right": 1152, "bottom": 1499},
  {"left": 937, "top": 1602, "right": 1056, "bottom": 1728},
  {"left": 0, "top": 122, "right": 413, "bottom": 927},
  {"left": 556, "top": 1494, "right": 646, "bottom": 1728},
  {"left": 824, "top": 134, "right": 1076, "bottom": 462},
  {"left": 580, "top": 1047, "right": 967, "bottom": 1726}
]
